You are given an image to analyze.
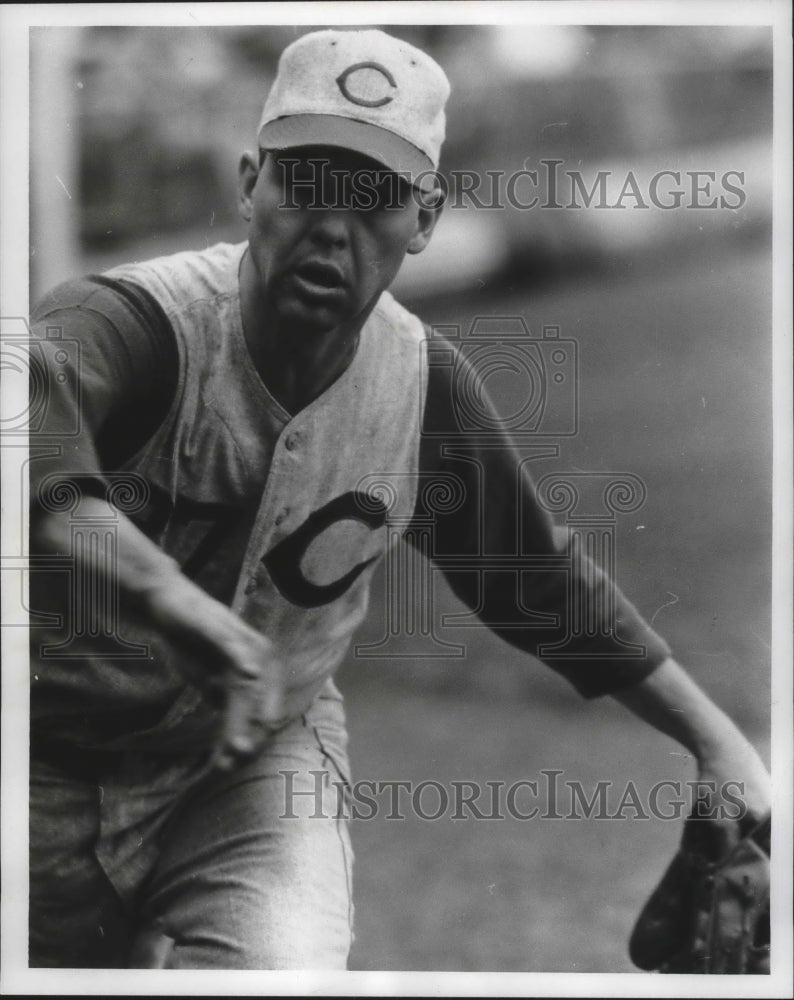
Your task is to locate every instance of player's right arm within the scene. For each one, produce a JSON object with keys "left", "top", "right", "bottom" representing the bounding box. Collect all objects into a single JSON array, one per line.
[
  {"left": 29, "top": 277, "right": 287, "bottom": 768},
  {"left": 34, "top": 491, "right": 287, "bottom": 768}
]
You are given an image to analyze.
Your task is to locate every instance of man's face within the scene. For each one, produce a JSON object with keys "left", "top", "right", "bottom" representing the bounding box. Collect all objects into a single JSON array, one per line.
[{"left": 239, "top": 145, "right": 439, "bottom": 337}]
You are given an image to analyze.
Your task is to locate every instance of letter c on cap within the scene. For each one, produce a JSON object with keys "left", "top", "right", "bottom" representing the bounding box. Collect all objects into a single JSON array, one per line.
[{"left": 336, "top": 62, "right": 396, "bottom": 108}]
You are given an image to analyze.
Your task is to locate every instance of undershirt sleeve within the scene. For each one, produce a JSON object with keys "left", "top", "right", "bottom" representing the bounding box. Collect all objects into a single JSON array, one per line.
[
  {"left": 29, "top": 275, "right": 179, "bottom": 508},
  {"left": 409, "top": 333, "right": 672, "bottom": 699}
]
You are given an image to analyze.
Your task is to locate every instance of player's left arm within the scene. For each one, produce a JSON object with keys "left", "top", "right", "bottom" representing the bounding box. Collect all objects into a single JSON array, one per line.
[
  {"left": 414, "top": 336, "right": 673, "bottom": 695},
  {"left": 413, "top": 336, "right": 770, "bottom": 821},
  {"left": 610, "top": 656, "right": 770, "bottom": 822}
]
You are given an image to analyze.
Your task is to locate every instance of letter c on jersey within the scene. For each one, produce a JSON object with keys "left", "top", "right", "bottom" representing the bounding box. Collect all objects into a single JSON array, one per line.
[{"left": 263, "top": 491, "right": 388, "bottom": 608}]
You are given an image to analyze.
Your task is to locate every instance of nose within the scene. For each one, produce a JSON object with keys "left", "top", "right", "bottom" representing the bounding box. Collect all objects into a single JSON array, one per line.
[{"left": 307, "top": 207, "right": 351, "bottom": 251}]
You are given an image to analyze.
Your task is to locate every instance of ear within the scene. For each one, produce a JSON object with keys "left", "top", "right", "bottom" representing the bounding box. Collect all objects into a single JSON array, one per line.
[
  {"left": 406, "top": 187, "right": 444, "bottom": 255},
  {"left": 238, "top": 150, "right": 260, "bottom": 223}
]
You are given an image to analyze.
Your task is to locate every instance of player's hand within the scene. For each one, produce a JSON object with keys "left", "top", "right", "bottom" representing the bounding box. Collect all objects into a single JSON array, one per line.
[
  {"left": 208, "top": 628, "right": 290, "bottom": 772},
  {"left": 612, "top": 657, "right": 771, "bottom": 824},
  {"left": 142, "top": 578, "right": 289, "bottom": 769},
  {"left": 35, "top": 502, "right": 291, "bottom": 769},
  {"left": 693, "top": 737, "right": 771, "bottom": 826}
]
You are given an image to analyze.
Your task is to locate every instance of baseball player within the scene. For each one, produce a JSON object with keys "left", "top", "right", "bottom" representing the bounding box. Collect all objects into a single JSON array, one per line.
[{"left": 28, "top": 29, "right": 770, "bottom": 970}]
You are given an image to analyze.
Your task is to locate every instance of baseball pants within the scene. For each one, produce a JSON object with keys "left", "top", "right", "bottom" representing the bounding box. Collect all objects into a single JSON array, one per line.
[{"left": 29, "top": 687, "right": 354, "bottom": 969}]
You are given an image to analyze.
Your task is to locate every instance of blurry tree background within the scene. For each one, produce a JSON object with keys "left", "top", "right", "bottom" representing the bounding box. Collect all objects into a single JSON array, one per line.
[{"left": 28, "top": 23, "right": 774, "bottom": 973}]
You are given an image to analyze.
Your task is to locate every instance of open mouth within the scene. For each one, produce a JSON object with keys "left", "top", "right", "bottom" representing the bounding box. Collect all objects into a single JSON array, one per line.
[{"left": 293, "top": 260, "right": 346, "bottom": 293}]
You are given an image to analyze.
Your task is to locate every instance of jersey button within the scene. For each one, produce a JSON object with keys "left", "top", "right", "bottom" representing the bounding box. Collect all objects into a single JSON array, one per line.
[
  {"left": 274, "top": 507, "right": 290, "bottom": 526},
  {"left": 244, "top": 576, "right": 258, "bottom": 595},
  {"left": 285, "top": 432, "right": 300, "bottom": 451}
]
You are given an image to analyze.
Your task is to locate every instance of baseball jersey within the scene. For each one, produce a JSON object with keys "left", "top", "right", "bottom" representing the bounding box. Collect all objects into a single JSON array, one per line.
[{"left": 29, "top": 242, "right": 671, "bottom": 750}]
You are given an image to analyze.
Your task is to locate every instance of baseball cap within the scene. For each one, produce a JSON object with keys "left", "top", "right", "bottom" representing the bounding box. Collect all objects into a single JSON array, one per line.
[{"left": 258, "top": 29, "right": 450, "bottom": 192}]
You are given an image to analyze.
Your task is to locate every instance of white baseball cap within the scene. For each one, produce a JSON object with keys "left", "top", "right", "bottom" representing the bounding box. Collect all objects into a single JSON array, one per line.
[{"left": 258, "top": 29, "right": 450, "bottom": 191}]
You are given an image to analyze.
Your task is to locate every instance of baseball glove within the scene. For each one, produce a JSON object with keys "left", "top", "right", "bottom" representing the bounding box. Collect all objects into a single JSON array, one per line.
[{"left": 629, "top": 811, "right": 771, "bottom": 974}]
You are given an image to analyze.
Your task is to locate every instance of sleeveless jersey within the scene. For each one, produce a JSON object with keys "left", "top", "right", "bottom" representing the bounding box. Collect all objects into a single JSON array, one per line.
[{"left": 91, "top": 241, "right": 428, "bottom": 743}]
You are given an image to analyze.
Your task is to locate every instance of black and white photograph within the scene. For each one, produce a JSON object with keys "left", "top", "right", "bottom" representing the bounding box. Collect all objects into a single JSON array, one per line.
[{"left": 1, "top": 1, "right": 791, "bottom": 995}]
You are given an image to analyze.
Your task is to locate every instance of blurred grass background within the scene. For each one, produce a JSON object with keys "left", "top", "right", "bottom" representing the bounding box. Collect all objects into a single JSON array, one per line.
[{"left": 28, "top": 22, "right": 772, "bottom": 971}]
